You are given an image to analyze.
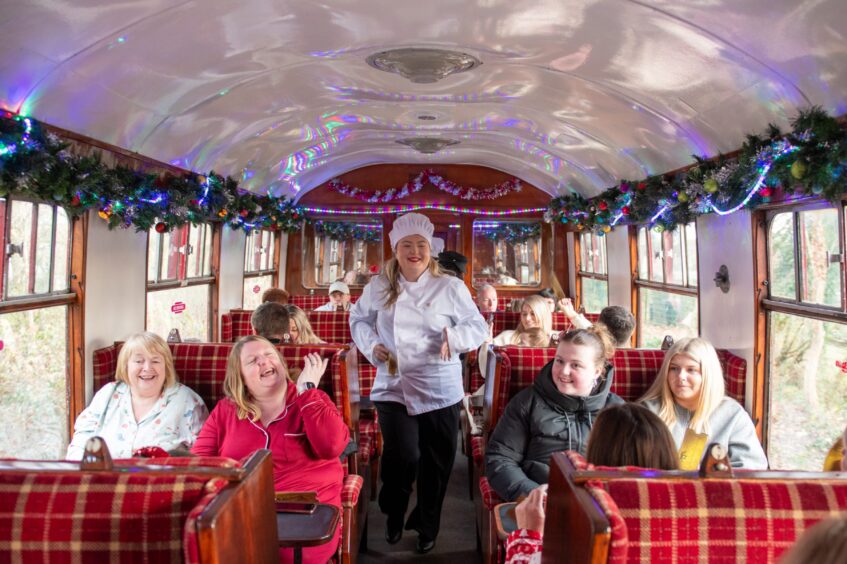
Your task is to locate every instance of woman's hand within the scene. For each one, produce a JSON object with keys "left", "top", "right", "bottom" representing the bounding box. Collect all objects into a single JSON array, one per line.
[
  {"left": 297, "top": 352, "right": 328, "bottom": 389},
  {"left": 372, "top": 344, "right": 390, "bottom": 363},
  {"left": 440, "top": 327, "right": 451, "bottom": 360},
  {"left": 515, "top": 484, "right": 548, "bottom": 534},
  {"left": 560, "top": 297, "right": 577, "bottom": 319}
]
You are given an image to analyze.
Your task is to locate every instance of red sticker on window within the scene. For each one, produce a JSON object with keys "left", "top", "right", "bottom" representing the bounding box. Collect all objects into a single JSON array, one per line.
[
  {"left": 253, "top": 285, "right": 261, "bottom": 294},
  {"left": 836, "top": 360, "right": 847, "bottom": 373},
  {"left": 0, "top": 340, "right": 4, "bottom": 351},
  {"left": 171, "top": 301, "right": 186, "bottom": 314}
]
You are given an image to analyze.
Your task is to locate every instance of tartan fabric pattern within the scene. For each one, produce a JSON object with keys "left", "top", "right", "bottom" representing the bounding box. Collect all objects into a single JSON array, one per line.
[
  {"left": 478, "top": 476, "right": 503, "bottom": 511},
  {"left": 182, "top": 478, "right": 229, "bottom": 564},
  {"left": 358, "top": 419, "right": 379, "bottom": 463},
  {"left": 602, "top": 477, "right": 847, "bottom": 563},
  {"left": 340, "top": 474, "right": 363, "bottom": 508},
  {"left": 117, "top": 456, "right": 240, "bottom": 469},
  {"left": 308, "top": 311, "right": 352, "bottom": 344},
  {"left": 609, "top": 349, "right": 667, "bottom": 401},
  {"left": 716, "top": 350, "right": 747, "bottom": 404},
  {"left": 357, "top": 350, "right": 376, "bottom": 397},
  {"left": 493, "top": 346, "right": 558, "bottom": 422},
  {"left": 584, "top": 482, "right": 630, "bottom": 563},
  {"left": 0, "top": 471, "right": 215, "bottom": 564},
  {"left": 290, "top": 294, "right": 360, "bottom": 311},
  {"left": 220, "top": 309, "right": 254, "bottom": 342},
  {"left": 471, "top": 435, "right": 485, "bottom": 467}
]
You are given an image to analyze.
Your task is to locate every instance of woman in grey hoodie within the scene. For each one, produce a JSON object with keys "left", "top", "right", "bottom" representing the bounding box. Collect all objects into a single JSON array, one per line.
[
  {"left": 485, "top": 326, "right": 623, "bottom": 501},
  {"left": 641, "top": 337, "right": 768, "bottom": 470}
]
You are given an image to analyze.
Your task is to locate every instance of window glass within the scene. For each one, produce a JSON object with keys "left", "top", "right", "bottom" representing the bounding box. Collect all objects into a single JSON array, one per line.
[
  {"left": 0, "top": 306, "right": 69, "bottom": 458},
  {"left": 185, "top": 224, "right": 202, "bottom": 279},
  {"left": 799, "top": 209, "right": 840, "bottom": 307},
  {"left": 637, "top": 228, "right": 648, "bottom": 280},
  {"left": 638, "top": 288, "right": 698, "bottom": 348},
  {"left": 244, "top": 274, "right": 273, "bottom": 310},
  {"left": 305, "top": 221, "right": 383, "bottom": 287},
  {"left": 34, "top": 204, "right": 54, "bottom": 294},
  {"left": 581, "top": 278, "right": 608, "bottom": 314},
  {"left": 579, "top": 232, "right": 607, "bottom": 275},
  {"left": 52, "top": 208, "right": 70, "bottom": 293},
  {"left": 472, "top": 221, "right": 542, "bottom": 287},
  {"left": 147, "top": 232, "right": 160, "bottom": 282},
  {"left": 649, "top": 229, "right": 663, "bottom": 283},
  {"left": 668, "top": 228, "right": 684, "bottom": 286},
  {"left": 146, "top": 284, "right": 210, "bottom": 342},
  {"left": 767, "top": 213, "right": 796, "bottom": 300},
  {"left": 685, "top": 222, "right": 698, "bottom": 287},
  {"left": 6, "top": 200, "right": 33, "bottom": 297},
  {"left": 767, "top": 312, "right": 847, "bottom": 470}
]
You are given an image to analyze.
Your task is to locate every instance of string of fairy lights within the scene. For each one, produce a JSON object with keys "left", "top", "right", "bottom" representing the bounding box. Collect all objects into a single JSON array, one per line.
[{"left": 1, "top": 107, "right": 845, "bottom": 236}]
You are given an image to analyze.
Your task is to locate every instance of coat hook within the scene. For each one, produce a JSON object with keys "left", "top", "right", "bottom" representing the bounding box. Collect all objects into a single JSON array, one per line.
[{"left": 714, "top": 264, "right": 730, "bottom": 293}]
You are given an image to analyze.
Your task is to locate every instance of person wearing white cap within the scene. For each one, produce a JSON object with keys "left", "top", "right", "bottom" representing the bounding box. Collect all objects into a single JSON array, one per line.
[
  {"left": 315, "top": 281, "right": 352, "bottom": 311},
  {"left": 349, "top": 212, "right": 488, "bottom": 554}
]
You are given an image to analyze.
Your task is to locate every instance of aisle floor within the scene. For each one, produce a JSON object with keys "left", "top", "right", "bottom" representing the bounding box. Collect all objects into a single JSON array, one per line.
[{"left": 358, "top": 437, "right": 481, "bottom": 563}]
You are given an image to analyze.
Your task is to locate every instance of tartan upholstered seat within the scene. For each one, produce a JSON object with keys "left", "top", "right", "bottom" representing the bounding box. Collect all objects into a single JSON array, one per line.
[
  {"left": 0, "top": 450, "right": 277, "bottom": 564},
  {"left": 290, "top": 294, "right": 360, "bottom": 311},
  {"left": 545, "top": 451, "right": 847, "bottom": 564},
  {"left": 220, "top": 309, "right": 253, "bottom": 342},
  {"left": 220, "top": 309, "right": 353, "bottom": 343}
]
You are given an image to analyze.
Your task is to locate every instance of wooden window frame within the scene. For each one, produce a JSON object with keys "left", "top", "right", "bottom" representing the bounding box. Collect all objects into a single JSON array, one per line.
[
  {"left": 145, "top": 223, "right": 220, "bottom": 341},
  {"left": 631, "top": 222, "right": 700, "bottom": 347},
  {"left": 470, "top": 218, "right": 544, "bottom": 289},
  {"left": 753, "top": 200, "right": 847, "bottom": 444},
  {"left": 573, "top": 231, "right": 609, "bottom": 313},
  {"left": 0, "top": 196, "right": 85, "bottom": 439}
]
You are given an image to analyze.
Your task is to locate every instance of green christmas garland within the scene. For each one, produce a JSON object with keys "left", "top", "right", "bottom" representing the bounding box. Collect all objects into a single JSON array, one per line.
[
  {"left": 313, "top": 221, "right": 382, "bottom": 243},
  {"left": 0, "top": 111, "right": 305, "bottom": 233},
  {"left": 480, "top": 222, "right": 541, "bottom": 244}
]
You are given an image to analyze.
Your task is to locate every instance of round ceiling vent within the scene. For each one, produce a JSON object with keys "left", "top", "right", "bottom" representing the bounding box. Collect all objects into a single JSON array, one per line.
[
  {"left": 396, "top": 137, "right": 460, "bottom": 154},
  {"left": 417, "top": 114, "right": 438, "bottom": 121},
  {"left": 367, "top": 48, "right": 481, "bottom": 83}
]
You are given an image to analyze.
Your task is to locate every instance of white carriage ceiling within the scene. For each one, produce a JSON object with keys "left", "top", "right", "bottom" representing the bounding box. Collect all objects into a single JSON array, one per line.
[{"left": 1, "top": 0, "right": 845, "bottom": 199}]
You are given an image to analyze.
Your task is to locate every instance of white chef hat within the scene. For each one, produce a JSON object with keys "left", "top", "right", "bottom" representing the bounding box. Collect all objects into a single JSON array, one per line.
[
  {"left": 388, "top": 212, "right": 434, "bottom": 249},
  {"left": 431, "top": 237, "right": 445, "bottom": 256}
]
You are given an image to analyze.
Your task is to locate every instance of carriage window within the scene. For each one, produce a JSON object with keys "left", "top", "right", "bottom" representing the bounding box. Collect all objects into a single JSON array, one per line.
[
  {"left": 576, "top": 232, "right": 608, "bottom": 313},
  {"left": 302, "top": 220, "right": 383, "bottom": 287},
  {"left": 472, "top": 221, "right": 541, "bottom": 287},
  {"left": 243, "top": 230, "right": 277, "bottom": 309},
  {"left": 146, "top": 223, "right": 215, "bottom": 341},
  {"left": 0, "top": 198, "right": 74, "bottom": 459},
  {"left": 764, "top": 206, "right": 846, "bottom": 470},
  {"left": 634, "top": 222, "right": 699, "bottom": 347}
]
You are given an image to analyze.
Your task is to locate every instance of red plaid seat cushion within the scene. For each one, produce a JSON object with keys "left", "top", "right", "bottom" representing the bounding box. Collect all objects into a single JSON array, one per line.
[
  {"left": 478, "top": 476, "right": 503, "bottom": 511},
  {"left": 0, "top": 471, "right": 220, "bottom": 564},
  {"left": 358, "top": 418, "right": 379, "bottom": 463},
  {"left": 308, "top": 311, "right": 352, "bottom": 344},
  {"left": 596, "top": 477, "right": 847, "bottom": 563},
  {"left": 340, "top": 474, "right": 363, "bottom": 508},
  {"left": 489, "top": 311, "right": 590, "bottom": 336},
  {"left": 290, "top": 294, "right": 360, "bottom": 311},
  {"left": 492, "top": 345, "right": 558, "bottom": 423},
  {"left": 220, "top": 310, "right": 254, "bottom": 342}
]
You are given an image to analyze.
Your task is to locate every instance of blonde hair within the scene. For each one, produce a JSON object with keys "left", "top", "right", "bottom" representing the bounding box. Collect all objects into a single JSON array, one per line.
[
  {"left": 224, "top": 335, "right": 290, "bottom": 421},
  {"left": 559, "top": 324, "right": 617, "bottom": 369},
  {"left": 640, "top": 337, "right": 725, "bottom": 434},
  {"left": 510, "top": 295, "right": 553, "bottom": 344},
  {"left": 116, "top": 332, "right": 177, "bottom": 391},
  {"left": 381, "top": 255, "right": 443, "bottom": 307},
  {"left": 284, "top": 305, "right": 324, "bottom": 344}
]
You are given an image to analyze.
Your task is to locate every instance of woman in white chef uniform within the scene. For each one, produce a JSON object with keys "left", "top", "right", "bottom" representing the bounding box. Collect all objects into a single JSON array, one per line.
[{"left": 350, "top": 212, "right": 488, "bottom": 554}]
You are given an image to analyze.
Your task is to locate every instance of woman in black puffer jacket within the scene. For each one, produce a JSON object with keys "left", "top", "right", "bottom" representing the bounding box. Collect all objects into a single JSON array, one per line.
[{"left": 485, "top": 325, "right": 622, "bottom": 501}]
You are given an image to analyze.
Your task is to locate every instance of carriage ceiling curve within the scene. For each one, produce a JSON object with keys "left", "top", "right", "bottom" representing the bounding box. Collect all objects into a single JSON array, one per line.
[{"left": 1, "top": 0, "right": 845, "bottom": 200}]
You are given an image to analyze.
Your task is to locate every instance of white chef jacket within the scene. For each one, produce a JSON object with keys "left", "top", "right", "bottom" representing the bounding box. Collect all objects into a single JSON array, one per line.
[
  {"left": 314, "top": 301, "right": 352, "bottom": 312},
  {"left": 349, "top": 270, "right": 488, "bottom": 415}
]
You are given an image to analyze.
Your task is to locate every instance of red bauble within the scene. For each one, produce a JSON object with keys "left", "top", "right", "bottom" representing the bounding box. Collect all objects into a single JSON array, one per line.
[
  {"left": 155, "top": 222, "right": 168, "bottom": 233},
  {"left": 622, "top": 206, "right": 631, "bottom": 215},
  {"left": 637, "top": 182, "right": 647, "bottom": 190},
  {"left": 759, "top": 187, "right": 773, "bottom": 198},
  {"left": 70, "top": 195, "right": 81, "bottom": 207},
  {"left": 598, "top": 201, "right": 608, "bottom": 211},
  {"left": 239, "top": 210, "right": 249, "bottom": 218}
]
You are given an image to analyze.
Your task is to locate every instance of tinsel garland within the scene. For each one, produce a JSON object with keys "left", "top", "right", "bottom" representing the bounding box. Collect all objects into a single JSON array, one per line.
[
  {"left": 313, "top": 221, "right": 382, "bottom": 243},
  {"left": 546, "top": 107, "right": 847, "bottom": 233},
  {"left": 0, "top": 112, "right": 305, "bottom": 233},
  {"left": 479, "top": 223, "right": 541, "bottom": 244},
  {"left": 329, "top": 169, "right": 522, "bottom": 203}
]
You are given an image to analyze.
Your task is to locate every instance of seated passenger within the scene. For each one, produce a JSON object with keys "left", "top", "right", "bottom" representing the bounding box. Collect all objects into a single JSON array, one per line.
[
  {"left": 284, "top": 304, "right": 325, "bottom": 344},
  {"left": 262, "top": 287, "right": 290, "bottom": 305},
  {"left": 640, "top": 337, "right": 768, "bottom": 470},
  {"left": 250, "top": 302, "right": 290, "bottom": 344},
  {"left": 504, "top": 403, "right": 679, "bottom": 563},
  {"left": 315, "top": 281, "right": 352, "bottom": 312},
  {"left": 561, "top": 299, "right": 635, "bottom": 347},
  {"left": 485, "top": 325, "right": 623, "bottom": 501},
  {"left": 437, "top": 250, "right": 468, "bottom": 279},
  {"left": 476, "top": 284, "right": 498, "bottom": 314},
  {"left": 192, "top": 335, "right": 349, "bottom": 564},
  {"left": 780, "top": 513, "right": 847, "bottom": 564},
  {"left": 536, "top": 288, "right": 562, "bottom": 313},
  {"left": 67, "top": 332, "right": 208, "bottom": 459},
  {"left": 477, "top": 295, "right": 555, "bottom": 381}
]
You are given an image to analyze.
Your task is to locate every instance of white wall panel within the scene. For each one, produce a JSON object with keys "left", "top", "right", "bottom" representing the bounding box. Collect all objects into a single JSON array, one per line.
[{"left": 606, "top": 227, "right": 631, "bottom": 308}]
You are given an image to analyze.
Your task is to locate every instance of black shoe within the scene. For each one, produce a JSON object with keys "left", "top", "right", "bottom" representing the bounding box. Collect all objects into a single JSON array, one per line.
[
  {"left": 415, "top": 535, "right": 435, "bottom": 554},
  {"left": 385, "top": 520, "right": 403, "bottom": 545}
]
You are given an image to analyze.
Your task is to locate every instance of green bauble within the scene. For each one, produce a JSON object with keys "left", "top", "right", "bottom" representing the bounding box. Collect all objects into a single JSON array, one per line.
[
  {"left": 703, "top": 178, "right": 718, "bottom": 193},
  {"left": 677, "top": 192, "right": 689, "bottom": 203},
  {"left": 791, "top": 160, "right": 807, "bottom": 180}
]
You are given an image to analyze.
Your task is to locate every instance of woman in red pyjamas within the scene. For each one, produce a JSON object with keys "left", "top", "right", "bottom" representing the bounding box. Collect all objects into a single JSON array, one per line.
[{"left": 192, "top": 335, "right": 350, "bottom": 563}]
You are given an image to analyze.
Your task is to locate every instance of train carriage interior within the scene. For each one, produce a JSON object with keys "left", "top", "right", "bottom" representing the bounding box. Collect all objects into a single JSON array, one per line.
[{"left": 2, "top": 0, "right": 847, "bottom": 562}]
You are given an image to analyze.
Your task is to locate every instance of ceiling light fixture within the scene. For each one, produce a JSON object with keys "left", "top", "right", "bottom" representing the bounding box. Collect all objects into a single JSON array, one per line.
[
  {"left": 367, "top": 48, "right": 481, "bottom": 83},
  {"left": 396, "top": 137, "right": 460, "bottom": 154}
]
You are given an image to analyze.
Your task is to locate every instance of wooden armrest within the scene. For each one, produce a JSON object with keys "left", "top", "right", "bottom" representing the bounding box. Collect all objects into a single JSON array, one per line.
[{"left": 275, "top": 491, "right": 319, "bottom": 503}]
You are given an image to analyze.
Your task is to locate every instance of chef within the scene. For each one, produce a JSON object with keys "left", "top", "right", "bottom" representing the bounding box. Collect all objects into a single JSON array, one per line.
[{"left": 350, "top": 212, "right": 487, "bottom": 554}]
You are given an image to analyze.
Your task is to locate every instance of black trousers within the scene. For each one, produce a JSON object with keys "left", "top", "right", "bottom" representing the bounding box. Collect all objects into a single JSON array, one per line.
[{"left": 374, "top": 400, "right": 460, "bottom": 540}]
